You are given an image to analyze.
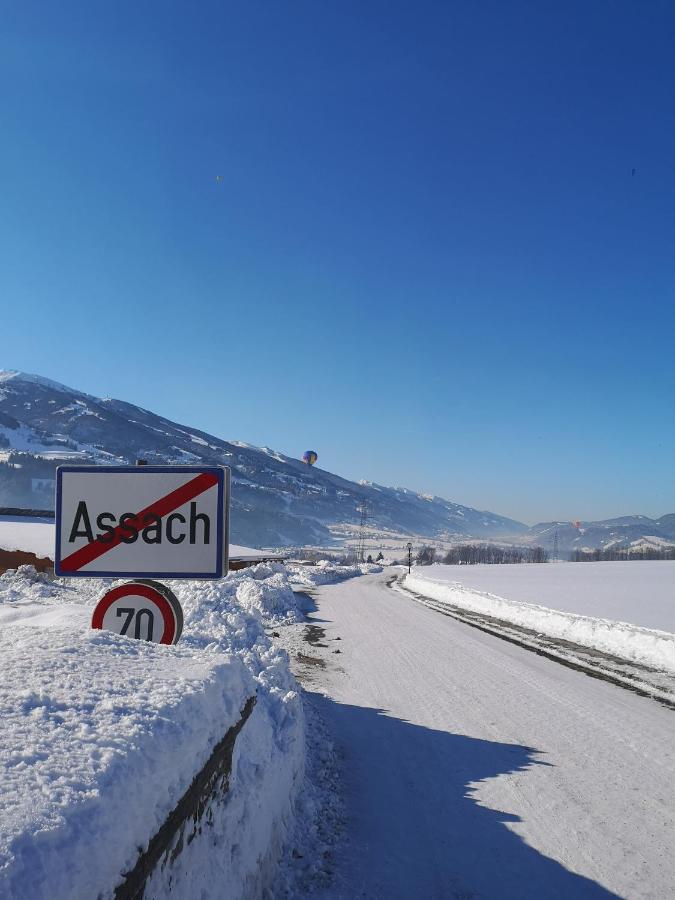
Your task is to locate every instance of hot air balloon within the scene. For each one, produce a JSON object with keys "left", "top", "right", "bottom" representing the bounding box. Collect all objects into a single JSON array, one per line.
[
  {"left": 572, "top": 520, "right": 581, "bottom": 529},
  {"left": 302, "top": 450, "right": 318, "bottom": 466}
]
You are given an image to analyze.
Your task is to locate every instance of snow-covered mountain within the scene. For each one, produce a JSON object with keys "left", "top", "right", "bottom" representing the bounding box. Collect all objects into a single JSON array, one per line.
[
  {"left": 0, "top": 371, "right": 526, "bottom": 547},
  {"left": 528, "top": 517, "right": 675, "bottom": 554}
]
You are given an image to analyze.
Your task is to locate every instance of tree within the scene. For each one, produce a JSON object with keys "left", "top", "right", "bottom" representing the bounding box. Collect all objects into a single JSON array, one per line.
[{"left": 416, "top": 546, "right": 436, "bottom": 565}]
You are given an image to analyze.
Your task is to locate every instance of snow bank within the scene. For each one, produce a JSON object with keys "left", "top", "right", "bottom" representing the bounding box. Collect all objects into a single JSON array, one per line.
[
  {"left": 231, "top": 564, "right": 305, "bottom": 625},
  {"left": 287, "top": 560, "right": 382, "bottom": 586},
  {"left": 0, "top": 565, "right": 304, "bottom": 900},
  {"left": 404, "top": 571, "right": 675, "bottom": 675}
]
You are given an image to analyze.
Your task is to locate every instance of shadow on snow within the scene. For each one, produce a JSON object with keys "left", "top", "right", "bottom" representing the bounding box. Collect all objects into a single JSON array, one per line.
[{"left": 308, "top": 692, "right": 618, "bottom": 900}]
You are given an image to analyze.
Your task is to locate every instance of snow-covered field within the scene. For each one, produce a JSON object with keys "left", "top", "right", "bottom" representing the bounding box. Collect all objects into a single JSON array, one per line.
[
  {"left": 0, "top": 564, "right": 306, "bottom": 900},
  {"left": 409, "top": 561, "right": 675, "bottom": 631},
  {"left": 0, "top": 516, "right": 55, "bottom": 558},
  {"left": 405, "top": 561, "right": 675, "bottom": 674}
]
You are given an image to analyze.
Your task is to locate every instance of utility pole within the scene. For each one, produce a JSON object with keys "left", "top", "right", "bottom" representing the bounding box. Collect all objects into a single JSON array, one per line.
[
  {"left": 356, "top": 501, "right": 368, "bottom": 563},
  {"left": 407, "top": 542, "right": 413, "bottom": 574}
]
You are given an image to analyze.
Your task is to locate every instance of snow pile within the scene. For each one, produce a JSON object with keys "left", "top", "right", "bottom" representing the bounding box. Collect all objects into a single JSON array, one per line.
[
  {"left": 0, "top": 623, "right": 252, "bottom": 899},
  {"left": 0, "top": 565, "right": 63, "bottom": 606},
  {"left": 405, "top": 570, "right": 675, "bottom": 675},
  {"left": 273, "top": 693, "right": 343, "bottom": 896},
  {"left": 231, "top": 565, "right": 304, "bottom": 626},
  {"left": 287, "top": 560, "right": 382, "bottom": 586},
  {"left": 0, "top": 566, "right": 304, "bottom": 900}
]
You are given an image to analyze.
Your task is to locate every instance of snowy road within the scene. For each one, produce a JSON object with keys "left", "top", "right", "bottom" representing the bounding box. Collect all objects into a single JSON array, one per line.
[{"left": 293, "top": 572, "right": 675, "bottom": 899}]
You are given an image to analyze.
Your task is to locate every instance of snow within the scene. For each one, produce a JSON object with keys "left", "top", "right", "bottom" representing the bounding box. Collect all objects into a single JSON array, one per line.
[
  {"left": 0, "top": 517, "right": 55, "bottom": 558},
  {"left": 53, "top": 401, "right": 104, "bottom": 420},
  {"left": 0, "top": 565, "right": 304, "bottom": 899},
  {"left": 0, "top": 423, "right": 68, "bottom": 458},
  {"left": 0, "top": 370, "right": 87, "bottom": 398},
  {"left": 229, "top": 564, "right": 306, "bottom": 625},
  {"left": 229, "top": 543, "right": 285, "bottom": 561},
  {"left": 281, "top": 571, "right": 675, "bottom": 898},
  {"left": 286, "top": 560, "right": 382, "bottom": 586},
  {"left": 407, "top": 560, "right": 675, "bottom": 632},
  {"left": 0, "top": 622, "right": 251, "bottom": 899},
  {"left": 0, "top": 421, "right": 121, "bottom": 464},
  {"left": 405, "top": 561, "right": 675, "bottom": 674}
]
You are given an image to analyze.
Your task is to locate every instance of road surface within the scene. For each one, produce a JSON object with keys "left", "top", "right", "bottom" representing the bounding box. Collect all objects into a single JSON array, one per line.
[{"left": 292, "top": 572, "right": 675, "bottom": 899}]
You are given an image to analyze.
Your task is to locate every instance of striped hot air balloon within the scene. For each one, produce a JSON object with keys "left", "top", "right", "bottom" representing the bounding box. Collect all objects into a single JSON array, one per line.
[{"left": 302, "top": 450, "right": 318, "bottom": 466}]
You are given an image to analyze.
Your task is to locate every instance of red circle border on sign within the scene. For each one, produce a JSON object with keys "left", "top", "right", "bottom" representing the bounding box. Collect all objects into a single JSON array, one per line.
[{"left": 91, "top": 583, "right": 177, "bottom": 645}]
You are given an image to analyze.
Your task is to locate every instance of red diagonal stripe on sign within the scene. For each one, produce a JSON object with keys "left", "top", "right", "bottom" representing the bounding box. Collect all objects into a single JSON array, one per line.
[{"left": 60, "top": 471, "right": 219, "bottom": 572}]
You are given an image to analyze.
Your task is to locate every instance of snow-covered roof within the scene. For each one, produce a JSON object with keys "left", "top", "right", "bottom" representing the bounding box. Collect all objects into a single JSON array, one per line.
[{"left": 229, "top": 544, "right": 284, "bottom": 561}]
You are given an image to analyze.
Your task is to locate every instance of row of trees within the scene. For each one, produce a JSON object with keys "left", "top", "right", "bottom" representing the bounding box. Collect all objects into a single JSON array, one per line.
[
  {"left": 415, "top": 544, "right": 549, "bottom": 566},
  {"left": 571, "top": 546, "right": 675, "bottom": 561},
  {"left": 294, "top": 548, "right": 385, "bottom": 565}
]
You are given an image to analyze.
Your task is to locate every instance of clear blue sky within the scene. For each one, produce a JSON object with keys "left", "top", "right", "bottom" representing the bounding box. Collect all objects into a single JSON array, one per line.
[{"left": 2, "top": 1, "right": 674, "bottom": 524}]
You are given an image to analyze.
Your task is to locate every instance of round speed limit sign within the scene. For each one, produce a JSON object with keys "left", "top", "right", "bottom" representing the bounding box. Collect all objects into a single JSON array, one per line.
[{"left": 91, "top": 580, "right": 183, "bottom": 645}]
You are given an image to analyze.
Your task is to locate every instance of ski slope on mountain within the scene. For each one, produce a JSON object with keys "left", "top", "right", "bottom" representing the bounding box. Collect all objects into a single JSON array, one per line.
[{"left": 288, "top": 572, "right": 675, "bottom": 899}]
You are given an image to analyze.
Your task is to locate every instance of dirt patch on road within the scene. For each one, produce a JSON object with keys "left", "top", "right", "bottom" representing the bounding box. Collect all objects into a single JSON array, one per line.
[
  {"left": 305, "top": 624, "right": 327, "bottom": 647},
  {"left": 296, "top": 652, "right": 326, "bottom": 669}
]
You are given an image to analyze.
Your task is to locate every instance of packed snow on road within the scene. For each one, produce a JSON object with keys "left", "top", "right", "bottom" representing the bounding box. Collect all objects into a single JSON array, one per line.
[{"left": 274, "top": 570, "right": 675, "bottom": 899}]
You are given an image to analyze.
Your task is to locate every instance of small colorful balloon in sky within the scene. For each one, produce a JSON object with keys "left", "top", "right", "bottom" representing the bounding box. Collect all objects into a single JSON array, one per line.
[{"left": 302, "top": 450, "right": 318, "bottom": 466}]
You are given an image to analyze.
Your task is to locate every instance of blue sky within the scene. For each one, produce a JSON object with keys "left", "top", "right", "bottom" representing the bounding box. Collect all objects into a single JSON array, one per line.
[{"left": 2, "top": 1, "right": 674, "bottom": 524}]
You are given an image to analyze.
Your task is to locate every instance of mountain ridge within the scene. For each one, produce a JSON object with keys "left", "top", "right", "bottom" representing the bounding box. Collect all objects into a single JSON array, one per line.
[
  {"left": 2, "top": 371, "right": 672, "bottom": 552},
  {"left": 0, "top": 370, "right": 527, "bottom": 547}
]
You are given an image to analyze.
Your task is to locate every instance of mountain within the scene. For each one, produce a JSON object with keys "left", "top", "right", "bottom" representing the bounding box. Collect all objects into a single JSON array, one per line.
[
  {"left": 0, "top": 371, "right": 527, "bottom": 547},
  {"left": 528, "top": 517, "right": 675, "bottom": 554}
]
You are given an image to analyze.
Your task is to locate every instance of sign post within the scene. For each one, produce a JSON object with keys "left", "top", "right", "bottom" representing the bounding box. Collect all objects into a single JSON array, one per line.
[
  {"left": 55, "top": 465, "right": 230, "bottom": 644},
  {"left": 407, "top": 542, "right": 413, "bottom": 574},
  {"left": 55, "top": 465, "right": 229, "bottom": 579}
]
